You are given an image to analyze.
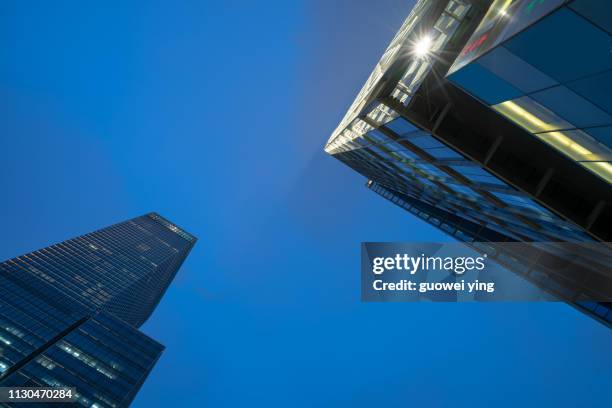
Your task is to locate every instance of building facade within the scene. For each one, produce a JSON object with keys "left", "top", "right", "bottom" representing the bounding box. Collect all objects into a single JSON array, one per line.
[
  {"left": 368, "top": 181, "right": 612, "bottom": 326},
  {"left": 325, "top": 0, "right": 611, "bottom": 325},
  {"left": 0, "top": 213, "right": 196, "bottom": 407}
]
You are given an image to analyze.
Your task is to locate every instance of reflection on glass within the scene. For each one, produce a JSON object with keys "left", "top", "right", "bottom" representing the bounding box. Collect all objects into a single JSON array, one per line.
[
  {"left": 584, "top": 126, "right": 612, "bottom": 148},
  {"left": 446, "top": 0, "right": 470, "bottom": 19},
  {"left": 493, "top": 97, "right": 572, "bottom": 133},
  {"left": 582, "top": 162, "right": 612, "bottom": 184},
  {"left": 449, "top": 0, "right": 565, "bottom": 74},
  {"left": 325, "top": 0, "right": 439, "bottom": 153},
  {"left": 536, "top": 130, "right": 612, "bottom": 162},
  {"left": 494, "top": 96, "right": 612, "bottom": 183}
]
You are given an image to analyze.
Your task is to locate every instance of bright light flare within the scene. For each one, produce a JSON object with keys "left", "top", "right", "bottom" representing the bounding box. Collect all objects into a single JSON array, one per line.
[{"left": 413, "top": 35, "right": 432, "bottom": 58}]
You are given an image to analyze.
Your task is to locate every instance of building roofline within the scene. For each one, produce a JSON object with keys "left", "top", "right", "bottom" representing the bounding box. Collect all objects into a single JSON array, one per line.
[{"left": 147, "top": 212, "right": 198, "bottom": 243}]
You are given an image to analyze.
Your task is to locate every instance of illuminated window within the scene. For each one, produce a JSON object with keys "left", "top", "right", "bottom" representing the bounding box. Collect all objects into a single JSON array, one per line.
[{"left": 58, "top": 341, "right": 118, "bottom": 380}]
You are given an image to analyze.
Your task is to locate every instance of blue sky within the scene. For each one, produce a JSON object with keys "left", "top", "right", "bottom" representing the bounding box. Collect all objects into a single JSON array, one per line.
[{"left": 0, "top": 1, "right": 611, "bottom": 407}]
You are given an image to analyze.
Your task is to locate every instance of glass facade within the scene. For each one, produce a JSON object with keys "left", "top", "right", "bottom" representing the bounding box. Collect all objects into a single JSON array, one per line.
[
  {"left": 335, "top": 115, "right": 593, "bottom": 243},
  {"left": 325, "top": 0, "right": 611, "bottom": 326},
  {"left": 449, "top": 0, "right": 567, "bottom": 74},
  {"left": 0, "top": 312, "right": 163, "bottom": 408},
  {"left": 368, "top": 181, "right": 612, "bottom": 326},
  {"left": 448, "top": 1, "right": 612, "bottom": 183},
  {"left": 0, "top": 213, "right": 196, "bottom": 407},
  {"left": 325, "top": 0, "right": 474, "bottom": 153}
]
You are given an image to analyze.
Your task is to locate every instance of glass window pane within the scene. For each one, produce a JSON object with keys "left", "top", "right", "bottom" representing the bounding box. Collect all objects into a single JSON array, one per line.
[
  {"left": 531, "top": 85, "right": 612, "bottom": 128},
  {"left": 446, "top": 0, "right": 470, "bottom": 19},
  {"left": 569, "top": 0, "right": 612, "bottom": 37},
  {"left": 477, "top": 46, "right": 557, "bottom": 94},
  {"left": 385, "top": 117, "right": 417, "bottom": 136},
  {"left": 535, "top": 129, "right": 612, "bottom": 162},
  {"left": 493, "top": 96, "right": 573, "bottom": 133},
  {"left": 505, "top": 8, "right": 612, "bottom": 82},
  {"left": 567, "top": 70, "right": 612, "bottom": 117},
  {"left": 584, "top": 126, "right": 612, "bottom": 149},
  {"left": 426, "top": 146, "right": 464, "bottom": 160},
  {"left": 449, "top": 164, "right": 507, "bottom": 186},
  {"left": 449, "top": 0, "right": 565, "bottom": 74},
  {"left": 491, "top": 191, "right": 552, "bottom": 216},
  {"left": 448, "top": 61, "right": 523, "bottom": 105},
  {"left": 409, "top": 134, "right": 446, "bottom": 149},
  {"left": 393, "top": 149, "right": 419, "bottom": 161},
  {"left": 415, "top": 163, "right": 448, "bottom": 179},
  {"left": 365, "top": 129, "right": 390, "bottom": 144}
]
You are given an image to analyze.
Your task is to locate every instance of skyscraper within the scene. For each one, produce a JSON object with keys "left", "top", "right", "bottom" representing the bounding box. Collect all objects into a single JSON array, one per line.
[
  {"left": 0, "top": 213, "right": 196, "bottom": 407},
  {"left": 325, "top": 0, "right": 611, "bottom": 324}
]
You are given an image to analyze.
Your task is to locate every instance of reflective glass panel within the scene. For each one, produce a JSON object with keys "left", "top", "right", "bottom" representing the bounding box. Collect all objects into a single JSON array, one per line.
[
  {"left": 535, "top": 129, "right": 612, "bottom": 162},
  {"left": 493, "top": 96, "right": 573, "bottom": 133}
]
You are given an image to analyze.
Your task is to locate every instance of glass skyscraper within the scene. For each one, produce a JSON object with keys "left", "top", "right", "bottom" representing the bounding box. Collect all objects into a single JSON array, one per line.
[
  {"left": 325, "top": 0, "right": 611, "bottom": 325},
  {"left": 0, "top": 213, "right": 196, "bottom": 407}
]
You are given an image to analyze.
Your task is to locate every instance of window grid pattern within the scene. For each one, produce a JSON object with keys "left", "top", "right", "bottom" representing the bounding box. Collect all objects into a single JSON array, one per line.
[
  {"left": 0, "top": 213, "right": 195, "bottom": 407},
  {"left": 448, "top": 2, "right": 612, "bottom": 183},
  {"left": 369, "top": 181, "right": 612, "bottom": 325},
  {"left": 325, "top": 0, "right": 473, "bottom": 153},
  {"left": 1, "top": 312, "right": 163, "bottom": 408},
  {"left": 1, "top": 213, "right": 195, "bottom": 328},
  {"left": 335, "top": 115, "right": 592, "bottom": 243}
]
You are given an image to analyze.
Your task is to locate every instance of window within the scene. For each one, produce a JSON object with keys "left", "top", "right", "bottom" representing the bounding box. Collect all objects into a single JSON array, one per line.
[
  {"left": 477, "top": 46, "right": 557, "bottom": 94},
  {"left": 505, "top": 7, "right": 612, "bottom": 83},
  {"left": 385, "top": 117, "right": 417, "bottom": 136},
  {"left": 531, "top": 85, "right": 612, "bottom": 129},
  {"left": 535, "top": 130, "right": 612, "bottom": 162},
  {"left": 584, "top": 126, "right": 612, "bottom": 149},
  {"left": 449, "top": 164, "right": 507, "bottom": 186},
  {"left": 493, "top": 96, "right": 572, "bottom": 133},
  {"left": 427, "top": 146, "right": 464, "bottom": 160},
  {"left": 494, "top": 94, "right": 612, "bottom": 183}
]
